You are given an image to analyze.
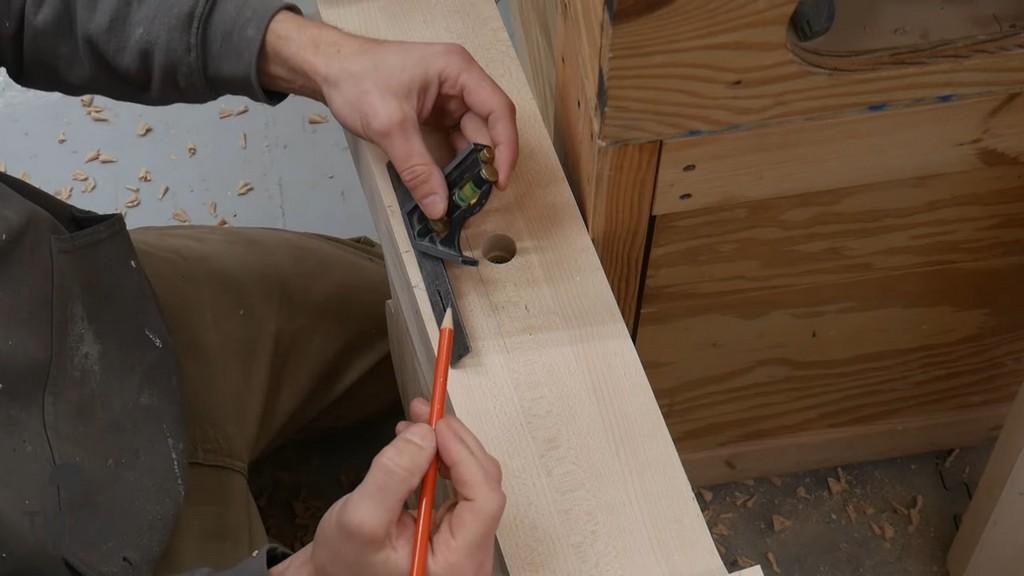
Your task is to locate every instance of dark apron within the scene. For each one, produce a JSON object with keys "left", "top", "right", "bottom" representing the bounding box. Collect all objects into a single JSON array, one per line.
[{"left": 0, "top": 173, "right": 186, "bottom": 575}]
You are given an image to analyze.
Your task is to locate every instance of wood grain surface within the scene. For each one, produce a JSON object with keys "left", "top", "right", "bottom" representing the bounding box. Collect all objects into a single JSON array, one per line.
[
  {"left": 316, "top": 0, "right": 745, "bottom": 573},
  {"left": 654, "top": 91, "right": 1024, "bottom": 215},
  {"left": 636, "top": 165, "right": 1024, "bottom": 483},
  {"left": 602, "top": 0, "right": 1024, "bottom": 141}
]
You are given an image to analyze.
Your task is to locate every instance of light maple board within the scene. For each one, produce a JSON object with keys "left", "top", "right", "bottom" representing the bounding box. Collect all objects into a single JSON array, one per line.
[{"left": 315, "top": 0, "right": 752, "bottom": 574}]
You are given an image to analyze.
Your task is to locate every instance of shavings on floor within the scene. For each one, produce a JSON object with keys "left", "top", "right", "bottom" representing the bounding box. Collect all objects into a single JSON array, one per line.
[
  {"left": 772, "top": 514, "right": 791, "bottom": 532},
  {"left": 796, "top": 486, "right": 811, "bottom": 500},
  {"left": 80, "top": 95, "right": 94, "bottom": 107},
  {"left": 158, "top": 184, "right": 169, "bottom": 200},
  {"left": 0, "top": 160, "right": 6, "bottom": 173},
  {"left": 83, "top": 176, "right": 96, "bottom": 193},
  {"left": 89, "top": 111, "right": 109, "bottom": 122},
  {"left": 711, "top": 523, "right": 732, "bottom": 537},
  {"left": 208, "top": 201, "right": 218, "bottom": 216},
  {"left": 124, "top": 194, "right": 140, "bottom": 208},
  {"left": 236, "top": 180, "right": 254, "bottom": 196},
  {"left": 172, "top": 208, "right": 191, "bottom": 224},
  {"left": 138, "top": 168, "right": 152, "bottom": 182},
  {"left": 240, "top": 132, "right": 247, "bottom": 150},
  {"left": 137, "top": 122, "right": 152, "bottom": 137},
  {"left": 216, "top": 217, "right": 230, "bottom": 227},
  {"left": 944, "top": 448, "right": 960, "bottom": 468},
  {"left": 698, "top": 487, "right": 714, "bottom": 503},
  {"left": 766, "top": 551, "right": 781, "bottom": 574},
  {"left": 57, "top": 131, "right": 67, "bottom": 144},
  {"left": 53, "top": 185, "right": 72, "bottom": 201},
  {"left": 98, "top": 153, "right": 117, "bottom": 164},
  {"left": 72, "top": 170, "right": 89, "bottom": 181},
  {"left": 84, "top": 150, "right": 102, "bottom": 163},
  {"left": 768, "top": 476, "right": 783, "bottom": 487},
  {"left": 124, "top": 185, "right": 140, "bottom": 193},
  {"left": 19, "top": 172, "right": 30, "bottom": 183},
  {"left": 737, "top": 555, "right": 756, "bottom": 569},
  {"left": 307, "top": 113, "right": 328, "bottom": 124}
]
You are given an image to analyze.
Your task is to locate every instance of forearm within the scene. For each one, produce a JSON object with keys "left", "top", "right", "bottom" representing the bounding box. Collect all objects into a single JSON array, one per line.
[{"left": 0, "top": 0, "right": 299, "bottom": 105}]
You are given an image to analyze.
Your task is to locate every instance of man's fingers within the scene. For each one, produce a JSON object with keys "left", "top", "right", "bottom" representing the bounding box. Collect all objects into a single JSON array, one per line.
[
  {"left": 436, "top": 418, "right": 505, "bottom": 544},
  {"left": 442, "top": 414, "right": 502, "bottom": 483},
  {"left": 409, "top": 397, "right": 430, "bottom": 422},
  {"left": 374, "top": 117, "right": 449, "bottom": 219},
  {"left": 341, "top": 423, "right": 437, "bottom": 540},
  {"left": 459, "top": 69, "right": 518, "bottom": 190}
]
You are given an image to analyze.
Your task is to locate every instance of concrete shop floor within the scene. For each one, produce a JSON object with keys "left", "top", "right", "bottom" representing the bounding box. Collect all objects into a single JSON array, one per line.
[{"left": 249, "top": 414, "right": 994, "bottom": 576}]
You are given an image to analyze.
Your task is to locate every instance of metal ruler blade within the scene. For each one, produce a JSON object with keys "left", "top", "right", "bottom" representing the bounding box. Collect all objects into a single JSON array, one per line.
[{"left": 388, "top": 164, "right": 471, "bottom": 365}]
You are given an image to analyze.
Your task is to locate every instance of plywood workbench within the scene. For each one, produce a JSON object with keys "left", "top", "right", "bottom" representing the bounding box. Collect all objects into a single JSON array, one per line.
[{"left": 504, "top": 0, "right": 1024, "bottom": 486}]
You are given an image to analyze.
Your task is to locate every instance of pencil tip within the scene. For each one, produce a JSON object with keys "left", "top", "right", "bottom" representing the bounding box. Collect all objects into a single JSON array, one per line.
[{"left": 442, "top": 307, "right": 453, "bottom": 330}]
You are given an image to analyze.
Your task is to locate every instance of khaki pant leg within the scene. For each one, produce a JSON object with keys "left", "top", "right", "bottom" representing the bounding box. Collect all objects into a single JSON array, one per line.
[{"left": 128, "top": 226, "right": 398, "bottom": 573}]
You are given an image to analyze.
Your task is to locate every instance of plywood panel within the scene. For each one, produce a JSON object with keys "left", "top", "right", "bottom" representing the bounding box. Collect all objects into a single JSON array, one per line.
[
  {"left": 636, "top": 166, "right": 1024, "bottom": 483},
  {"left": 602, "top": 0, "right": 1024, "bottom": 142},
  {"left": 316, "top": 0, "right": 745, "bottom": 573},
  {"left": 654, "top": 92, "right": 1024, "bottom": 215}
]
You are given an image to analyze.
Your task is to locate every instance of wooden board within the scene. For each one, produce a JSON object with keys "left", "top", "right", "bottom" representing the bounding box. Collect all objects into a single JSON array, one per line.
[
  {"left": 636, "top": 165, "right": 1024, "bottom": 485},
  {"left": 948, "top": 382, "right": 1024, "bottom": 576},
  {"left": 602, "top": 0, "right": 1024, "bottom": 142},
  {"left": 654, "top": 91, "right": 1024, "bottom": 215},
  {"left": 317, "top": 0, "right": 754, "bottom": 573}
]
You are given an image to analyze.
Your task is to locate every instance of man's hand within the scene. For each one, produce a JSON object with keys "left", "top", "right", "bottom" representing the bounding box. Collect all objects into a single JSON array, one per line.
[
  {"left": 270, "top": 398, "right": 505, "bottom": 576},
  {"left": 259, "top": 10, "right": 519, "bottom": 219}
]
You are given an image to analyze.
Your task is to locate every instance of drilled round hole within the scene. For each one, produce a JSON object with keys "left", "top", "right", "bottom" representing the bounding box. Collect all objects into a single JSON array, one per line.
[{"left": 482, "top": 234, "right": 517, "bottom": 265}]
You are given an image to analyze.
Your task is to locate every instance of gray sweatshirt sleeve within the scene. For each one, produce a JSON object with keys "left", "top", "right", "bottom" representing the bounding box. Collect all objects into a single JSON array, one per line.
[{"left": 0, "top": 0, "right": 301, "bottom": 105}]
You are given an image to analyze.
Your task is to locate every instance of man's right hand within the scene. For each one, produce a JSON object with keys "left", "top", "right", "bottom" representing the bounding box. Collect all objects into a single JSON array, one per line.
[{"left": 271, "top": 398, "right": 505, "bottom": 576}]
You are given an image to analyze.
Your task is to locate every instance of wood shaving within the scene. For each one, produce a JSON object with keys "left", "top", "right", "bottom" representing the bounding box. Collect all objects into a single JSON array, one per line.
[
  {"left": 766, "top": 551, "right": 781, "bottom": 574},
  {"left": 123, "top": 194, "right": 140, "bottom": 208},
  {"left": 54, "top": 185, "right": 72, "bottom": 201},
  {"left": 912, "top": 495, "right": 924, "bottom": 513},
  {"left": 172, "top": 208, "right": 191, "bottom": 224},
  {"left": 741, "top": 479, "right": 756, "bottom": 487},
  {"left": 83, "top": 176, "right": 96, "bottom": 193},
  {"left": 216, "top": 217, "right": 229, "bottom": 227},
  {"left": 187, "top": 142, "right": 197, "bottom": 157},
  {"left": 57, "top": 131, "right": 67, "bottom": 144},
  {"left": 84, "top": 150, "right": 102, "bottom": 163},
  {"left": 702, "top": 508, "right": 713, "bottom": 522},
  {"left": 80, "top": 95, "right": 94, "bottom": 107},
  {"left": 796, "top": 486, "right": 811, "bottom": 500},
  {"left": 158, "top": 184, "right": 169, "bottom": 200},
  {"left": 869, "top": 522, "right": 882, "bottom": 537},
  {"left": 19, "top": 172, "right": 30, "bottom": 183},
  {"left": 137, "top": 122, "right": 152, "bottom": 137},
  {"left": 845, "top": 503, "right": 857, "bottom": 523},
  {"left": 307, "top": 113, "right": 328, "bottom": 124},
  {"left": 714, "top": 540, "right": 726, "bottom": 555},
  {"left": 98, "top": 153, "right": 117, "bottom": 164},
  {"left": 772, "top": 514, "right": 791, "bottom": 532},
  {"left": 827, "top": 477, "right": 848, "bottom": 497},
  {"left": 236, "top": 180, "right": 254, "bottom": 196},
  {"left": 218, "top": 108, "right": 235, "bottom": 119},
  {"left": 89, "top": 111, "right": 109, "bottom": 122},
  {"left": 84, "top": 105, "right": 105, "bottom": 114},
  {"left": 732, "top": 492, "right": 752, "bottom": 506},
  {"left": 743, "top": 495, "right": 759, "bottom": 509},
  {"left": 882, "top": 521, "right": 895, "bottom": 542},
  {"left": 698, "top": 488, "right": 714, "bottom": 503},
  {"left": 737, "top": 556, "right": 756, "bottom": 569},
  {"left": 72, "top": 170, "right": 89, "bottom": 181},
  {"left": 710, "top": 523, "right": 732, "bottom": 537},
  {"left": 0, "top": 160, "right": 5, "bottom": 173},
  {"left": 138, "top": 168, "right": 152, "bottom": 182},
  {"left": 944, "top": 448, "right": 960, "bottom": 468},
  {"left": 718, "top": 513, "right": 735, "bottom": 520},
  {"left": 768, "top": 476, "right": 783, "bottom": 487},
  {"left": 240, "top": 132, "right": 247, "bottom": 149},
  {"left": 208, "top": 201, "right": 217, "bottom": 216},
  {"left": 234, "top": 104, "right": 249, "bottom": 116},
  {"left": 909, "top": 508, "right": 921, "bottom": 530},
  {"left": 837, "top": 467, "right": 848, "bottom": 485},
  {"left": 125, "top": 185, "right": 140, "bottom": 193},
  {"left": 892, "top": 500, "right": 909, "bottom": 516},
  {"left": 858, "top": 501, "right": 876, "bottom": 516}
]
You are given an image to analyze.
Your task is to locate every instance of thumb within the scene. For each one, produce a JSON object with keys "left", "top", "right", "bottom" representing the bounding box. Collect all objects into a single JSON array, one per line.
[
  {"left": 343, "top": 423, "right": 437, "bottom": 539},
  {"left": 377, "top": 117, "right": 449, "bottom": 219}
]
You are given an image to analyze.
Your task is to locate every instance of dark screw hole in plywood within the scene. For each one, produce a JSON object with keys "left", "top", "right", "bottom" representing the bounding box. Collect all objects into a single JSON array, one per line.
[
  {"left": 483, "top": 234, "right": 517, "bottom": 264},
  {"left": 683, "top": 164, "right": 696, "bottom": 172},
  {"left": 679, "top": 193, "right": 693, "bottom": 201}
]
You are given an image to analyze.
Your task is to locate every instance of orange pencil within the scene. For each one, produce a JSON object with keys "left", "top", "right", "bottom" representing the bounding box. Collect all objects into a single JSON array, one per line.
[{"left": 410, "top": 307, "right": 454, "bottom": 576}]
